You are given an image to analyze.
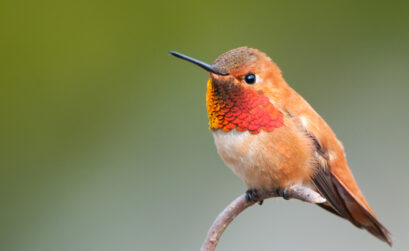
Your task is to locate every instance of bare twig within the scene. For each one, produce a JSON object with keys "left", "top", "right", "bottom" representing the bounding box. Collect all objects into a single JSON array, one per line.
[{"left": 200, "top": 186, "right": 326, "bottom": 251}]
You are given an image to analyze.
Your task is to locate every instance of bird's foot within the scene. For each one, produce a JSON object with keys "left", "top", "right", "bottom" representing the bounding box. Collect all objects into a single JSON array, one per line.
[
  {"left": 282, "top": 188, "right": 290, "bottom": 200},
  {"left": 245, "top": 189, "right": 263, "bottom": 205},
  {"left": 246, "top": 187, "right": 291, "bottom": 204},
  {"left": 276, "top": 187, "right": 290, "bottom": 200}
]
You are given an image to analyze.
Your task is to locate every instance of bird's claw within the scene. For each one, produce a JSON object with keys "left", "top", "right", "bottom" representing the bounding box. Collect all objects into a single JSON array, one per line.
[
  {"left": 245, "top": 189, "right": 260, "bottom": 203},
  {"left": 246, "top": 187, "right": 290, "bottom": 204},
  {"left": 282, "top": 188, "right": 290, "bottom": 200},
  {"left": 275, "top": 187, "right": 290, "bottom": 200}
]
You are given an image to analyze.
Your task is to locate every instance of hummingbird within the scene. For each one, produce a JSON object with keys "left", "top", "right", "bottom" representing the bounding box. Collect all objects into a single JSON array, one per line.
[{"left": 170, "top": 47, "right": 392, "bottom": 246}]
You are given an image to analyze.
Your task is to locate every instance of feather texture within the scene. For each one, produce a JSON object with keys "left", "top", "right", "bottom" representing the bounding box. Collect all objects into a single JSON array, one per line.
[{"left": 205, "top": 47, "right": 392, "bottom": 246}]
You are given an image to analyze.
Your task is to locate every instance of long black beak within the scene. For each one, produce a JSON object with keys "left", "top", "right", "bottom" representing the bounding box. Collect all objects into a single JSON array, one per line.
[{"left": 169, "top": 51, "right": 228, "bottom": 76}]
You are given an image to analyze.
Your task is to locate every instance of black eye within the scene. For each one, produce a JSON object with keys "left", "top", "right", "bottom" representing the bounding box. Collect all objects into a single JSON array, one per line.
[{"left": 244, "top": 73, "right": 256, "bottom": 84}]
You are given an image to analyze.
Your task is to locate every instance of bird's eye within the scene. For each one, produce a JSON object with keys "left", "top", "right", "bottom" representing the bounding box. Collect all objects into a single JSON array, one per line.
[{"left": 244, "top": 73, "right": 256, "bottom": 84}]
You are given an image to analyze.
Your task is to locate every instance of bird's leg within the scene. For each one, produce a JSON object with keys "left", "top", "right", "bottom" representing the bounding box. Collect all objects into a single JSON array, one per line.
[
  {"left": 245, "top": 189, "right": 257, "bottom": 202},
  {"left": 246, "top": 187, "right": 300, "bottom": 204},
  {"left": 245, "top": 189, "right": 264, "bottom": 205},
  {"left": 274, "top": 187, "right": 290, "bottom": 200},
  {"left": 281, "top": 188, "right": 290, "bottom": 200},
  {"left": 245, "top": 189, "right": 260, "bottom": 203}
]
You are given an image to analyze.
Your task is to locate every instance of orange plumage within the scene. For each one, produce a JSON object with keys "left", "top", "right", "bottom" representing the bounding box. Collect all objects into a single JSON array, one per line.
[{"left": 170, "top": 47, "right": 392, "bottom": 246}]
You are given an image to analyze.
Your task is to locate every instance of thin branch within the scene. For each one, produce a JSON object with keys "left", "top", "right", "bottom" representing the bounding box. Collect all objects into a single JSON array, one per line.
[{"left": 200, "top": 186, "right": 326, "bottom": 251}]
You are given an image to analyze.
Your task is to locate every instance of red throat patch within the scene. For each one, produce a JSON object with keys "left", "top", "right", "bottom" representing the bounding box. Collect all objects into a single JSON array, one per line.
[{"left": 206, "top": 79, "right": 284, "bottom": 134}]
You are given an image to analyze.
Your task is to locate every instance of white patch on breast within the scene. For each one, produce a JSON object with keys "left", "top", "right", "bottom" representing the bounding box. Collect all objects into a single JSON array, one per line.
[
  {"left": 212, "top": 130, "right": 255, "bottom": 180},
  {"left": 212, "top": 130, "right": 253, "bottom": 161}
]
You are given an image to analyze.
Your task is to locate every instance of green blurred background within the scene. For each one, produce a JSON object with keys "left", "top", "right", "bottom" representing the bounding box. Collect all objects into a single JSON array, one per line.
[{"left": 1, "top": 0, "right": 408, "bottom": 250}]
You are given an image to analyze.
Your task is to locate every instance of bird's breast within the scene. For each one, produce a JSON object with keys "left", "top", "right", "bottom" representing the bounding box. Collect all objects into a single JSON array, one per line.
[
  {"left": 212, "top": 120, "right": 317, "bottom": 189},
  {"left": 212, "top": 129, "right": 262, "bottom": 188}
]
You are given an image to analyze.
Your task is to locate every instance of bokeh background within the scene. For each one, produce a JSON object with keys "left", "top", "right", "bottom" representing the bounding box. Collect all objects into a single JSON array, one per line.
[{"left": 1, "top": 0, "right": 409, "bottom": 250}]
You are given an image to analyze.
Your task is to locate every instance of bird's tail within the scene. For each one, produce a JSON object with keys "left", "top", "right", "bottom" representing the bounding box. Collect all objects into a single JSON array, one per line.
[
  {"left": 331, "top": 174, "right": 392, "bottom": 246},
  {"left": 313, "top": 168, "right": 392, "bottom": 246}
]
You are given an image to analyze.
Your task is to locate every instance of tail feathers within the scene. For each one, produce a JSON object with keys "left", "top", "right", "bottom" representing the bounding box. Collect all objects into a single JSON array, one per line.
[
  {"left": 331, "top": 174, "right": 392, "bottom": 246},
  {"left": 313, "top": 168, "right": 392, "bottom": 246}
]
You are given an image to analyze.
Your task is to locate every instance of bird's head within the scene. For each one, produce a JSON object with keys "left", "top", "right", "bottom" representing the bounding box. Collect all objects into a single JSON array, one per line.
[{"left": 170, "top": 47, "right": 284, "bottom": 134}]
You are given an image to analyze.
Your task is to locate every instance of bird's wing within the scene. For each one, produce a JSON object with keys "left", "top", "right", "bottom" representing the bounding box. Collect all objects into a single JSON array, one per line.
[{"left": 287, "top": 105, "right": 392, "bottom": 246}]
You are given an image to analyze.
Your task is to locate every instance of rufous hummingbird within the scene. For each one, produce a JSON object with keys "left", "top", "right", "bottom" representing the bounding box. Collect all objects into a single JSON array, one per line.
[{"left": 170, "top": 47, "right": 392, "bottom": 246}]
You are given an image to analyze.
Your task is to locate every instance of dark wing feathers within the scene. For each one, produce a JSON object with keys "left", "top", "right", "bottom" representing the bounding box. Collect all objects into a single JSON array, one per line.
[
  {"left": 310, "top": 141, "right": 392, "bottom": 246},
  {"left": 312, "top": 166, "right": 358, "bottom": 226},
  {"left": 312, "top": 158, "right": 392, "bottom": 245},
  {"left": 330, "top": 173, "right": 393, "bottom": 245},
  {"left": 300, "top": 118, "right": 392, "bottom": 245}
]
